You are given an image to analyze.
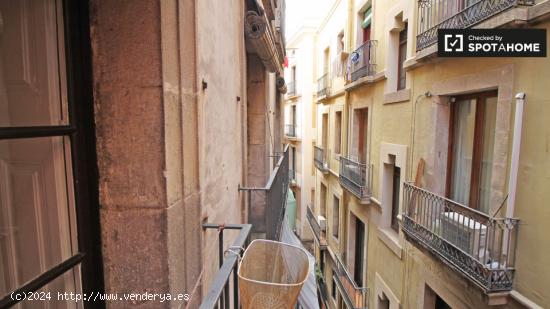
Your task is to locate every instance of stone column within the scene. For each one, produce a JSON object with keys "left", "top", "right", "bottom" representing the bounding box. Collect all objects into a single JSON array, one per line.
[{"left": 91, "top": 0, "right": 200, "bottom": 307}]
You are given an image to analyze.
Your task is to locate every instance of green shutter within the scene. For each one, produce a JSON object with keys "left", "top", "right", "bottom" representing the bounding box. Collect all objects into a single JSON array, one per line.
[{"left": 361, "top": 8, "right": 372, "bottom": 29}]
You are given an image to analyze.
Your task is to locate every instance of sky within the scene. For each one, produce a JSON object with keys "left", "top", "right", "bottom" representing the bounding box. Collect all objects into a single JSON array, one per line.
[{"left": 285, "top": 0, "right": 334, "bottom": 39}]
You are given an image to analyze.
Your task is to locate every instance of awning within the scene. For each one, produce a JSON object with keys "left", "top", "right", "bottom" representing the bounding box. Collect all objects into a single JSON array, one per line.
[{"left": 361, "top": 8, "right": 372, "bottom": 29}]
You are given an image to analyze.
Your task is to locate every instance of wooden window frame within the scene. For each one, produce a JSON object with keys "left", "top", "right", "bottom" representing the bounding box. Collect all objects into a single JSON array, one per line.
[
  {"left": 445, "top": 90, "right": 498, "bottom": 210},
  {"left": 0, "top": 1, "right": 104, "bottom": 307}
]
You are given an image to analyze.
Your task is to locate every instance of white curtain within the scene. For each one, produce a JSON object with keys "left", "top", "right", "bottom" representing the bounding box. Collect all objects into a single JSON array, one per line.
[{"left": 450, "top": 99, "right": 476, "bottom": 206}]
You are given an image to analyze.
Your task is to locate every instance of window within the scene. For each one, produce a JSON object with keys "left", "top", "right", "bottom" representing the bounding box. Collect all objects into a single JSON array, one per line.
[
  {"left": 320, "top": 183, "right": 327, "bottom": 218},
  {"left": 323, "top": 47, "right": 330, "bottom": 76},
  {"left": 322, "top": 113, "right": 329, "bottom": 150},
  {"left": 291, "top": 146, "right": 296, "bottom": 173},
  {"left": 0, "top": 1, "right": 102, "bottom": 307},
  {"left": 435, "top": 295, "right": 452, "bottom": 309},
  {"left": 361, "top": 8, "right": 372, "bottom": 43},
  {"left": 353, "top": 217, "right": 366, "bottom": 286},
  {"left": 425, "top": 285, "right": 453, "bottom": 309},
  {"left": 291, "top": 104, "right": 297, "bottom": 126},
  {"left": 332, "top": 195, "right": 340, "bottom": 239},
  {"left": 320, "top": 251, "right": 325, "bottom": 273},
  {"left": 378, "top": 293, "right": 390, "bottom": 309},
  {"left": 337, "top": 31, "right": 345, "bottom": 54},
  {"left": 331, "top": 275, "right": 337, "bottom": 300},
  {"left": 291, "top": 65, "right": 296, "bottom": 83},
  {"left": 357, "top": 7, "right": 372, "bottom": 45},
  {"left": 447, "top": 92, "right": 498, "bottom": 213},
  {"left": 336, "top": 31, "right": 345, "bottom": 76},
  {"left": 391, "top": 166, "right": 401, "bottom": 231},
  {"left": 334, "top": 111, "right": 342, "bottom": 154},
  {"left": 353, "top": 108, "right": 369, "bottom": 163},
  {"left": 397, "top": 24, "right": 408, "bottom": 90}
]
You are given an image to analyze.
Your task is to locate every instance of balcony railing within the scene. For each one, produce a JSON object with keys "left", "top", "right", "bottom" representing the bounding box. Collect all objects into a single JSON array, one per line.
[
  {"left": 317, "top": 73, "right": 329, "bottom": 97},
  {"left": 239, "top": 145, "right": 290, "bottom": 240},
  {"left": 339, "top": 156, "right": 371, "bottom": 202},
  {"left": 199, "top": 224, "right": 252, "bottom": 309},
  {"left": 333, "top": 253, "right": 368, "bottom": 309},
  {"left": 314, "top": 145, "right": 329, "bottom": 173},
  {"left": 317, "top": 275, "right": 330, "bottom": 308},
  {"left": 285, "top": 124, "right": 297, "bottom": 138},
  {"left": 349, "top": 40, "right": 377, "bottom": 82},
  {"left": 402, "top": 183, "right": 519, "bottom": 293},
  {"left": 416, "top": 0, "right": 535, "bottom": 51},
  {"left": 287, "top": 80, "right": 296, "bottom": 97},
  {"left": 306, "top": 205, "right": 327, "bottom": 249}
]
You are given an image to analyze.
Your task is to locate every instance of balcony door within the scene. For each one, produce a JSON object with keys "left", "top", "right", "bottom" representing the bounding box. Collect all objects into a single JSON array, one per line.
[
  {"left": 0, "top": 0, "right": 102, "bottom": 308},
  {"left": 352, "top": 108, "right": 368, "bottom": 164},
  {"left": 353, "top": 217, "right": 365, "bottom": 287},
  {"left": 447, "top": 92, "right": 498, "bottom": 213},
  {"left": 322, "top": 113, "right": 328, "bottom": 151}
]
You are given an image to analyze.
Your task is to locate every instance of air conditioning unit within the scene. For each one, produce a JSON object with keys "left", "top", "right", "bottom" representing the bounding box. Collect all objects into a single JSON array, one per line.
[
  {"left": 317, "top": 216, "right": 327, "bottom": 231},
  {"left": 440, "top": 212, "right": 487, "bottom": 257}
]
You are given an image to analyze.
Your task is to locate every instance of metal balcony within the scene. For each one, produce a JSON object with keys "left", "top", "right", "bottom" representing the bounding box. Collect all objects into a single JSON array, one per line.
[
  {"left": 239, "top": 145, "right": 290, "bottom": 240},
  {"left": 316, "top": 275, "right": 330, "bottom": 308},
  {"left": 339, "top": 156, "right": 371, "bottom": 202},
  {"left": 306, "top": 205, "right": 327, "bottom": 249},
  {"left": 332, "top": 253, "right": 368, "bottom": 309},
  {"left": 349, "top": 40, "right": 377, "bottom": 82},
  {"left": 285, "top": 124, "right": 297, "bottom": 138},
  {"left": 287, "top": 80, "right": 296, "bottom": 97},
  {"left": 317, "top": 73, "right": 329, "bottom": 97},
  {"left": 199, "top": 224, "right": 252, "bottom": 309},
  {"left": 416, "top": 0, "right": 535, "bottom": 51},
  {"left": 314, "top": 145, "right": 329, "bottom": 173},
  {"left": 402, "top": 183, "right": 519, "bottom": 293}
]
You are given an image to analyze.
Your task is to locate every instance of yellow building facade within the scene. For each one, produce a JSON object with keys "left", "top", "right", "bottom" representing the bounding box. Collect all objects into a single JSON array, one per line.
[{"left": 292, "top": 0, "right": 550, "bottom": 308}]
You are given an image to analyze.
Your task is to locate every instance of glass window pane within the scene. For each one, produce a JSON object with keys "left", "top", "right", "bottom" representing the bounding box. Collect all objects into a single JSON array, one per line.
[
  {"left": 478, "top": 96, "right": 498, "bottom": 213},
  {"left": 0, "top": 0, "right": 68, "bottom": 127},
  {"left": 450, "top": 99, "right": 476, "bottom": 205},
  {"left": 0, "top": 136, "right": 77, "bottom": 298}
]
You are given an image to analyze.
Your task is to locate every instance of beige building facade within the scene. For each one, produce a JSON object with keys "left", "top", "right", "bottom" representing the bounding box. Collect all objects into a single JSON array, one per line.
[
  {"left": 291, "top": 0, "right": 550, "bottom": 308},
  {"left": 284, "top": 22, "right": 320, "bottom": 240}
]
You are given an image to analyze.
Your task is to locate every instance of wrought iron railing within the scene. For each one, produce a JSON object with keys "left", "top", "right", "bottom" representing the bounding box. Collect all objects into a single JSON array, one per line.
[
  {"left": 333, "top": 253, "right": 368, "bottom": 309},
  {"left": 350, "top": 40, "right": 377, "bottom": 82},
  {"left": 287, "top": 80, "right": 296, "bottom": 97},
  {"left": 317, "top": 274, "right": 330, "bottom": 308},
  {"left": 317, "top": 73, "right": 329, "bottom": 97},
  {"left": 285, "top": 124, "right": 297, "bottom": 138},
  {"left": 339, "top": 156, "right": 371, "bottom": 202},
  {"left": 199, "top": 224, "right": 252, "bottom": 309},
  {"left": 402, "top": 182, "right": 519, "bottom": 293},
  {"left": 314, "top": 145, "right": 329, "bottom": 173},
  {"left": 416, "top": 0, "right": 535, "bottom": 51},
  {"left": 307, "top": 205, "right": 327, "bottom": 248},
  {"left": 239, "top": 145, "right": 290, "bottom": 240}
]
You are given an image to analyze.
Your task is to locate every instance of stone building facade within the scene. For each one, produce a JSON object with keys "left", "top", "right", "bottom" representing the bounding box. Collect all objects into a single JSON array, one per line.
[{"left": 295, "top": 0, "right": 550, "bottom": 308}]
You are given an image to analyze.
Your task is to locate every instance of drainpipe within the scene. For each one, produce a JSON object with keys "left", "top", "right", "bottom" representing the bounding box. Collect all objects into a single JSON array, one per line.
[{"left": 506, "top": 92, "right": 526, "bottom": 217}]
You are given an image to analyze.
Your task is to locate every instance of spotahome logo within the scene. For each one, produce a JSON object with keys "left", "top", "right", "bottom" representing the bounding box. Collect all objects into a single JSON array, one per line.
[{"left": 438, "top": 29, "right": 546, "bottom": 57}]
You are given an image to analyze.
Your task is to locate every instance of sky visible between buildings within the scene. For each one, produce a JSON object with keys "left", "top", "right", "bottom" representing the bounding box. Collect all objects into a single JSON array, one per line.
[{"left": 285, "top": 0, "right": 334, "bottom": 39}]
